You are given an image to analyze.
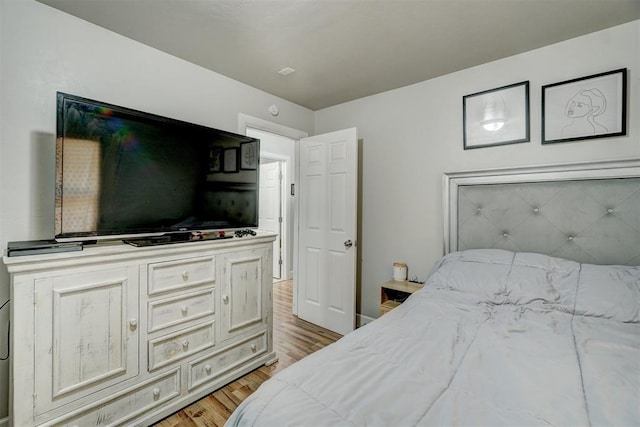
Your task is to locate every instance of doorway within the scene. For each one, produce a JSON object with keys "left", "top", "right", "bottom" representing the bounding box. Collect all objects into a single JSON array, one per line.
[
  {"left": 243, "top": 123, "right": 301, "bottom": 282},
  {"left": 258, "top": 157, "right": 285, "bottom": 280},
  {"left": 239, "top": 115, "right": 359, "bottom": 334}
]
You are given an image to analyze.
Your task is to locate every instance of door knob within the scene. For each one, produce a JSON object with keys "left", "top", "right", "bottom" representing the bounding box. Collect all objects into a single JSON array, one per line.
[{"left": 344, "top": 240, "right": 353, "bottom": 248}]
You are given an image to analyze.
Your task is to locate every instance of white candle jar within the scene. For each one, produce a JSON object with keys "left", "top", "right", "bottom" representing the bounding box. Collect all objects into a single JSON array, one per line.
[{"left": 393, "top": 262, "right": 407, "bottom": 281}]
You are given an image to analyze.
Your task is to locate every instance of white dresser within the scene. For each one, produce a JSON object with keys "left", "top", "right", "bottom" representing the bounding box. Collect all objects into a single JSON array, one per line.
[{"left": 3, "top": 232, "right": 276, "bottom": 426}]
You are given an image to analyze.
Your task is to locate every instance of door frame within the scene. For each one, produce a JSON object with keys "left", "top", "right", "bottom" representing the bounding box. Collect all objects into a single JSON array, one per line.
[{"left": 238, "top": 114, "right": 308, "bottom": 312}]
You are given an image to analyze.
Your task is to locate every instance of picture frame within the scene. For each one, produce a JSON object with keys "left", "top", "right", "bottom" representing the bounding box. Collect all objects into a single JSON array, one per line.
[
  {"left": 240, "top": 140, "right": 258, "bottom": 170},
  {"left": 208, "top": 147, "right": 222, "bottom": 173},
  {"left": 542, "top": 68, "right": 627, "bottom": 144},
  {"left": 463, "top": 81, "right": 530, "bottom": 149},
  {"left": 223, "top": 148, "right": 239, "bottom": 173}
]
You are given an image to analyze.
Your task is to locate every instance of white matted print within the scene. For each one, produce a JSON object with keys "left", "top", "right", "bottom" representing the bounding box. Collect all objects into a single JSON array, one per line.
[
  {"left": 542, "top": 68, "right": 627, "bottom": 144},
  {"left": 223, "top": 147, "right": 239, "bottom": 173},
  {"left": 463, "top": 81, "right": 530, "bottom": 149},
  {"left": 240, "top": 141, "right": 258, "bottom": 170}
]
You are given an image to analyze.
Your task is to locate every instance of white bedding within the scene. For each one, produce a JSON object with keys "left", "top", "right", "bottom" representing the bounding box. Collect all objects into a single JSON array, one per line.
[{"left": 226, "top": 250, "right": 640, "bottom": 426}]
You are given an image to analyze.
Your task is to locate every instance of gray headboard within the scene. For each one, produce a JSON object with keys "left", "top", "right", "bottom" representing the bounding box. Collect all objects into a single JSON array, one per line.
[{"left": 443, "top": 159, "right": 640, "bottom": 266}]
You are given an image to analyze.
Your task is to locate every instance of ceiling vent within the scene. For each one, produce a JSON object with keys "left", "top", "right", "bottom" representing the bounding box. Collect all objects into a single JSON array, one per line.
[{"left": 277, "top": 67, "right": 296, "bottom": 76}]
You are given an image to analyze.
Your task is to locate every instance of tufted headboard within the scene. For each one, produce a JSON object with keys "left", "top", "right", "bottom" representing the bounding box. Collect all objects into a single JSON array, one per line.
[
  {"left": 443, "top": 159, "right": 640, "bottom": 266},
  {"left": 202, "top": 187, "right": 257, "bottom": 227}
]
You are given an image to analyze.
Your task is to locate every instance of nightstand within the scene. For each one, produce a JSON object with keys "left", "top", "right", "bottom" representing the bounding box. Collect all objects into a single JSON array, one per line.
[{"left": 380, "top": 279, "right": 423, "bottom": 315}]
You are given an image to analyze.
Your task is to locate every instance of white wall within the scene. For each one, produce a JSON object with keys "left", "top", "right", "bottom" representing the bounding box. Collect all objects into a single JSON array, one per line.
[
  {"left": 0, "top": 0, "right": 314, "bottom": 420},
  {"left": 1, "top": 0, "right": 639, "bottom": 420},
  {"left": 315, "top": 20, "right": 640, "bottom": 320}
]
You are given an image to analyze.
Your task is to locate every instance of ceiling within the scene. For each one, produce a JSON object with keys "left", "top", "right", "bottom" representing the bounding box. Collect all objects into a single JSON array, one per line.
[{"left": 37, "top": 0, "right": 640, "bottom": 111}]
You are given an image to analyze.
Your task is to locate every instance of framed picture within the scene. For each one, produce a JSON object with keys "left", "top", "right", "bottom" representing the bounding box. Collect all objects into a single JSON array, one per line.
[
  {"left": 208, "top": 147, "right": 222, "bottom": 172},
  {"left": 223, "top": 148, "right": 238, "bottom": 173},
  {"left": 463, "top": 81, "right": 530, "bottom": 149},
  {"left": 542, "top": 68, "right": 627, "bottom": 144},
  {"left": 240, "top": 140, "right": 258, "bottom": 170}
]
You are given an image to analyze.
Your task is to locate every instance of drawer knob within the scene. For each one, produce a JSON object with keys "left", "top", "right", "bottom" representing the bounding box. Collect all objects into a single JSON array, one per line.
[
  {"left": 250, "top": 344, "right": 257, "bottom": 353},
  {"left": 152, "top": 387, "right": 161, "bottom": 399},
  {"left": 182, "top": 271, "right": 190, "bottom": 280},
  {"left": 181, "top": 306, "right": 188, "bottom": 316},
  {"left": 182, "top": 340, "right": 189, "bottom": 349},
  {"left": 223, "top": 295, "right": 229, "bottom": 304},
  {"left": 205, "top": 364, "right": 212, "bottom": 374},
  {"left": 129, "top": 319, "right": 138, "bottom": 330}
]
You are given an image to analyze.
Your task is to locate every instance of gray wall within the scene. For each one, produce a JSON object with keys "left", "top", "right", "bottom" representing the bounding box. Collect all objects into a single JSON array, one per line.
[
  {"left": 315, "top": 20, "right": 640, "bottom": 320},
  {"left": 0, "top": 0, "right": 314, "bottom": 421},
  {"left": 0, "top": 0, "right": 638, "bottom": 422}
]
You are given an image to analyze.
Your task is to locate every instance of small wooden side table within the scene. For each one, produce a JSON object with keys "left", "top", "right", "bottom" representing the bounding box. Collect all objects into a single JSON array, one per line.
[{"left": 380, "top": 279, "right": 423, "bottom": 315}]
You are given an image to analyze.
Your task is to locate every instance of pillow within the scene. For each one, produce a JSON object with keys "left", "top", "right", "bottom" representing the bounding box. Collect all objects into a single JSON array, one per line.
[
  {"left": 502, "top": 252, "right": 581, "bottom": 307},
  {"left": 427, "top": 249, "right": 513, "bottom": 299},
  {"left": 574, "top": 264, "right": 640, "bottom": 323},
  {"left": 458, "top": 248, "right": 515, "bottom": 265},
  {"left": 429, "top": 250, "right": 583, "bottom": 307}
]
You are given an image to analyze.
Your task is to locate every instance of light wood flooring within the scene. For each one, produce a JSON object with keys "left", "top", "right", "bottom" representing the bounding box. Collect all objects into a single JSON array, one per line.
[{"left": 154, "top": 279, "right": 342, "bottom": 426}]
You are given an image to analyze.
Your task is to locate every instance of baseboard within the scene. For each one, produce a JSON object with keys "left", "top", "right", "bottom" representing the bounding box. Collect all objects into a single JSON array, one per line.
[
  {"left": 0, "top": 416, "right": 8, "bottom": 427},
  {"left": 356, "top": 313, "right": 375, "bottom": 328}
]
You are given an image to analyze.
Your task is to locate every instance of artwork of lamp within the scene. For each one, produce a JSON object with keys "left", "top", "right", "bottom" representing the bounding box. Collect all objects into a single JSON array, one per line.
[{"left": 481, "top": 94, "right": 507, "bottom": 131}]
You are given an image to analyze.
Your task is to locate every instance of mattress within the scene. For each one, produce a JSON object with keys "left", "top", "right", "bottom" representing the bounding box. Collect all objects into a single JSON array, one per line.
[{"left": 226, "top": 249, "right": 640, "bottom": 426}]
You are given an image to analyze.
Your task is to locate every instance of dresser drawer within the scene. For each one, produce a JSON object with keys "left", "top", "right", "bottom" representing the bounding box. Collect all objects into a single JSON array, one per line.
[
  {"left": 149, "top": 321, "right": 215, "bottom": 371},
  {"left": 188, "top": 331, "right": 267, "bottom": 391},
  {"left": 148, "top": 255, "right": 215, "bottom": 295},
  {"left": 55, "top": 368, "right": 180, "bottom": 427},
  {"left": 148, "top": 288, "right": 215, "bottom": 333}
]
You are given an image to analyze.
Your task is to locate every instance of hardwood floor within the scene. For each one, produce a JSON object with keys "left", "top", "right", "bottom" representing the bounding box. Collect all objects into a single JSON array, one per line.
[{"left": 154, "top": 279, "right": 342, "bottom": 426}]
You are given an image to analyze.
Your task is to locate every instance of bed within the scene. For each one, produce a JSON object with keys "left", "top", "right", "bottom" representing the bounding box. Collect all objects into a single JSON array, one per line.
[{"left": 226, "top": 159, "right": 640, "bottom": 426}]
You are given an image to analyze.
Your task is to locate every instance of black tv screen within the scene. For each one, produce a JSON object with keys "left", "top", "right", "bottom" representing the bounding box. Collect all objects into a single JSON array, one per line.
[{"left": 55, "top": 92, "right": 259, "bottom": 241}]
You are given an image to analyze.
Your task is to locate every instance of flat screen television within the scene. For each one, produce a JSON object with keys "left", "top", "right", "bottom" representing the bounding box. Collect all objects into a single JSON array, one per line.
[{"left": 55, "top": 92, "right": 260, "bottom": 243}]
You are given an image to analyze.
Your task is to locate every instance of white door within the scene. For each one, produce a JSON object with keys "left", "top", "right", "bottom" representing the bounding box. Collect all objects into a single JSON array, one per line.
[
  {"left": 297, "top": 128, "right": 358, "bottom": 335},
  {"left": 259, "top": 161, "right": 282, "bottom": 279}
]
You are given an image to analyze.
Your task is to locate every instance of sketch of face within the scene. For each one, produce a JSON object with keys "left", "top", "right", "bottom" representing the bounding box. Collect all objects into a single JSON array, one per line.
[{"left": 565, "top": 94, "right": 593, "bottom": 118}]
